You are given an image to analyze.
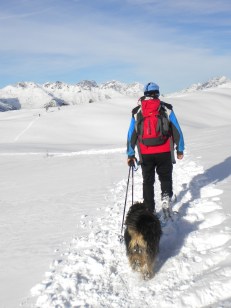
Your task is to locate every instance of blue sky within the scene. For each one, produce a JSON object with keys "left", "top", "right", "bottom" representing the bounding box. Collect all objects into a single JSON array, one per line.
[{"left": 1, "top": 0, "right": 231, "bottom": 93}]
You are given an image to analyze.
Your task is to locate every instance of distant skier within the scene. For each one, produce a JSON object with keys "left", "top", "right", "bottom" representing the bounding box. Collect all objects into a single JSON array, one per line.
[{"left": 126, "top": 82, "right": 184, "bottom": 217}]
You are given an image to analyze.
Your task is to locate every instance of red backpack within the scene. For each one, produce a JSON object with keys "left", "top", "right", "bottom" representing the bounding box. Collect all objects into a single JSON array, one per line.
[{"left": 135, "top": 98, "right": 171, "bottom": 146}]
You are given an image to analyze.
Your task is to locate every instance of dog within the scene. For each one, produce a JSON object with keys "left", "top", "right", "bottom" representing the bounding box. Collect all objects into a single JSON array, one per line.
[{"left": 124, "top": 202, "right": 162, "bottom": 279}]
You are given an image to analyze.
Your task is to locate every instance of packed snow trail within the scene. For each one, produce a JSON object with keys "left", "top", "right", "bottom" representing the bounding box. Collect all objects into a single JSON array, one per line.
[{"left": 31, "top": 154, "right": 231, "bottom": 308}]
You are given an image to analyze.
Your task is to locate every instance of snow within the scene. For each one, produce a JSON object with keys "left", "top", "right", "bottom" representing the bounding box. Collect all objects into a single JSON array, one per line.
[{"left": 0, "top": 80, "right": 231, "bottom": 308}]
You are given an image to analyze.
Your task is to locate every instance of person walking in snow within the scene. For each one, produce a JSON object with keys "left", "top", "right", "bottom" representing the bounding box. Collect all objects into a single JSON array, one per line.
[{"left": 126, "top": 82, "right": 184, "bottom": 215}]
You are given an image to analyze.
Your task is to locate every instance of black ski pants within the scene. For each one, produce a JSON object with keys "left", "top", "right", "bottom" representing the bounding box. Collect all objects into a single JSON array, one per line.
[{"left": 141, "top": 152, "right": 173, "bottom": 212}]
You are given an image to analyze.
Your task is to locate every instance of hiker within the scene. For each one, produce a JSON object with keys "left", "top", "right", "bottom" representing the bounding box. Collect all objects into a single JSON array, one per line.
[{"left": 126, "top": 82, "right": 184, "bottom": 214}]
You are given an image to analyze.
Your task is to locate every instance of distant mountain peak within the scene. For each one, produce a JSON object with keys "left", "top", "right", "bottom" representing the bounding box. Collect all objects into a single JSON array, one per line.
[
  {"left": 168, "top": 76, "right": 231, "bottom": 97},
  {"left": 186, "top": 76, "right": 230, "bottom": 92},
  {"left": 43, "top": 81, "right": 69, "bottom": 90},
  {"left": 76, "top": 80, "right": 98, "bottom": 90},
  {"left": 100, "top": 80, "right": 143, "bottom": 95},
  {"left": 15, "top": 81, "right": 40, "bottom": 89}
]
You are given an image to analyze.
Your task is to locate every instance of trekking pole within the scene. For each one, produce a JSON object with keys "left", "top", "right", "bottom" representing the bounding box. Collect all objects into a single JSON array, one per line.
[
  {"left": 131, "top": 165, "right": 134, "bottom": 206},
  {"left": 119, "top": 165, "right": 132, "bottom": 241}
]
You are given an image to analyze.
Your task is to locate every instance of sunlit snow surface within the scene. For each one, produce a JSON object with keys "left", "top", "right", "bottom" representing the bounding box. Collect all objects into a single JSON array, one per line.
[{"left": 0, "top": 90, "right": 231, "bottom": 308}]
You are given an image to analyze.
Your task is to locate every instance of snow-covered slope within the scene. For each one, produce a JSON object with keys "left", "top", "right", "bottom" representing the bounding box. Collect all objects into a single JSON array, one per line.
[
  {"left": 0, "top": 78, "right": 231, "bottom": 308},
  {"left": 0, "top": 80, "right": 143, "bottom": 110}
]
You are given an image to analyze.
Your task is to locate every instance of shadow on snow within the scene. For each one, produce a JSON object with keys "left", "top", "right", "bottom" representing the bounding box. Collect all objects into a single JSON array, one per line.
[{"left": 157, "top": 156, "right": 231, "bottom": 272}]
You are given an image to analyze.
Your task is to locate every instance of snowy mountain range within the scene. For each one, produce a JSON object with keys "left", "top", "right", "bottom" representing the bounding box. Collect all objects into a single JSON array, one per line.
[
  {"left": 0, "top": 80, "right": 143, "bottom": 111},
  {"left": 0, "top": 76, "right": 230, "bottom": 111}
]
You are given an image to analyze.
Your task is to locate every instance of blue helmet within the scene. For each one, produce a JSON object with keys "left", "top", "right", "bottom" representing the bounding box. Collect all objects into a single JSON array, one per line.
[{"left": 143, "top": 82, "right": 160, "bottom": 96}]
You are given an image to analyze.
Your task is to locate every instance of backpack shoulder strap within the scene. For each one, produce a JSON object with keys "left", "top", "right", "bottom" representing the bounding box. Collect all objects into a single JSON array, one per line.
[
  {"left": 139, "top": 95, "right": 146, "bottom": 102},
  {"left": 160, "top": 101, "right": 173, "bottom": 110},
  {"left": 132, "top": 105, "right": 141, "bottom": 116}
]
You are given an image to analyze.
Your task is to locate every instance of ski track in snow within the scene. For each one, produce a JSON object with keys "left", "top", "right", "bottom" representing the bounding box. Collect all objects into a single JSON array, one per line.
[
  {"left": 14, "top": 117, "right": 40, "bottom": 142},
  {"left": 29, "top": 154, "right": 231, "bottom": 308},
  {"left": 0, "top": 148, "right": 125, "bottom": 156}
]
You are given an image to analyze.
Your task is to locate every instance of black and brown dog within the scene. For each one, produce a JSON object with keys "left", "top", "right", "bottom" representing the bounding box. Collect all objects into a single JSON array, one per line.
[{"left": 124, "top": 202, "right": 162, "bottom": 279}]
